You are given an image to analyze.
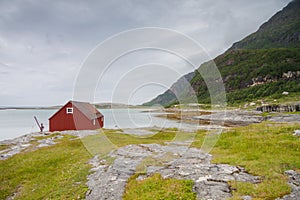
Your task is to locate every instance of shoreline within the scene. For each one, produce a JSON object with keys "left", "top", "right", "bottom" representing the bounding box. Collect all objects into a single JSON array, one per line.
[{"left": 2, "top": 108, "right": 300, "bottom": 143}]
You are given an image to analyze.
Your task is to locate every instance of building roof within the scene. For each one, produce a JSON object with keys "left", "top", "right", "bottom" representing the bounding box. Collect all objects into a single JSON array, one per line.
[
  {"left": 49, "top": 100, "right": 103, "bottom": 120},
  {"left": 72, "top": 101, "right": 103, "bottom": 120}
]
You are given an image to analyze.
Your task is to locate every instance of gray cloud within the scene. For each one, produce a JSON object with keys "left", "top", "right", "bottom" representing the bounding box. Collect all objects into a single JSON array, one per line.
[{"left": 0, "top": 0, "right": 292, "bottom": 106}]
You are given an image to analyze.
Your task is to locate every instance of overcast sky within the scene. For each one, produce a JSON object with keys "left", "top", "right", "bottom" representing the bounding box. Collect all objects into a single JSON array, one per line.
[{"left": 0, "top": 0, "right": 291, "bottom": 106}]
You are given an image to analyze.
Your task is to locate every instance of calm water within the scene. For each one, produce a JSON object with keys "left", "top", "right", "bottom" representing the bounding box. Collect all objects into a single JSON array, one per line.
[{"left": 0, "top": 108, "right": 192, "bottom": 140}]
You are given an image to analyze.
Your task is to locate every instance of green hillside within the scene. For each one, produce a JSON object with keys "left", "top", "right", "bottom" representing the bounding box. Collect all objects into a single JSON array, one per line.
[
  {"left": 144, "top": 0, "right": 300, "bottom": 107},
  {"left": 192, "top": 48, "right": 300, "bottom": 104},
  {"left": 230, "top": 0, "right": 300, "bottom": 50}
]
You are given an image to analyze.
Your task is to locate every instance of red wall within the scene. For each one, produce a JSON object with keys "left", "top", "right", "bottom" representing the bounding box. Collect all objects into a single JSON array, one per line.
[{"left": 49, "top": 102, "right": 104, "bottom": 132}]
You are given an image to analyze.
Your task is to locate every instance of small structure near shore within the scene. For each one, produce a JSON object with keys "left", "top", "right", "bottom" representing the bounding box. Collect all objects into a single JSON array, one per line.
[
  {"left": 256, "top": 103, "right": 300, "bottom": 113},
  {"left": 49, "top": 101, "right": 104, "bottom": 132}
]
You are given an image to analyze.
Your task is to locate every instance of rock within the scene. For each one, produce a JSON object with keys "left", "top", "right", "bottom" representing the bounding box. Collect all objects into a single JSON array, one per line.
[
  {"left": 193, "top": 110, "right": 263, "bottom": 126},
  {"left": 269, "top": 114, "right": 300, "bottom": 123},
  {"left": 37, "top": 135, "right": 63, "bottom": 148},
  {"left": 0, "top": 132, "right": 65, "bottom": 160},
  {"left": 193, "top": 181, "right": 231, "bottom": 200},
  {"left": 293, "top": 130, "right": 300, "bottom": 136},
  {"left": 276, "top": 170, "right": 300, "bottom": 200},
  {"left": 86, "top": 144, "right": 260, "bottom": 200},
  {"left": 256, "top": 104, "right": 300, "bottom": 113},
  {"left": 282, "top": 91, "right": 289, "bottom": 95},
  {"left": 242, "top": 195, "right": 252, "bottom": 200}
]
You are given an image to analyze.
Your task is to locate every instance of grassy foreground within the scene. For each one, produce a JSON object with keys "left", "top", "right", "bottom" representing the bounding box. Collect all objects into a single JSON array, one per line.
[
  {"left": 1, "top": 123, "right": 299, "bottom": 199},
  {"left": 0, "top": 129, "right": 179, "bottom": 199},
  {"left": 0, "top": 135, "right": 91, "bottom": 199},
  {"left": 192, "top": 122, "right": 300, "bottom": 199}
]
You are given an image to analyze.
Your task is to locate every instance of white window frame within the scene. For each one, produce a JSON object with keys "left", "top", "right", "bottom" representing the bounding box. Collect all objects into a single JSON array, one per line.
[
  {"left": 66, "top": 107, "right": 73, "bottom": 114},
  {"left": 93, "top": 119, "right": 96, "bottom": 125}
]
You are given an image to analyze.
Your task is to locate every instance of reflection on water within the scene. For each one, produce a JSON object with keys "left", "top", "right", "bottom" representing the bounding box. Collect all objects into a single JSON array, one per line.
[{"left": 0, "top": 108, "right": 197, "bottom": 140}]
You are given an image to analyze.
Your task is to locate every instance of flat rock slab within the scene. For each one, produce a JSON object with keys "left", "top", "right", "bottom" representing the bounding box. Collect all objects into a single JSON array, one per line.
[
  {"left": 192, "top": 110, "right": 264, "bottom": 127},
  {"left": 86, "top": 144, "right": 260, "bottom": 200},
  {"left": 269, "top": 114, "right": 300, "bottom": 123}
]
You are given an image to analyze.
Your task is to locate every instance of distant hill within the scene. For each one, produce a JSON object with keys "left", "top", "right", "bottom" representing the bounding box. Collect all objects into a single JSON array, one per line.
[
  {"left": 144, "top": 0, "right": 300, "bottom": 107},
  {"left": 94, "top": 102, "right": 143, "bottom": 109},
  {"left": 143, "top": 72, "right": 195, "bottom": 106}
]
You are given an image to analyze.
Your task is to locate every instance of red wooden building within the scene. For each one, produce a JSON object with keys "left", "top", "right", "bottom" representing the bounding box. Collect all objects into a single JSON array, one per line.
[{"left": 49, "top": 101, "right": 104, "bottom": 132}]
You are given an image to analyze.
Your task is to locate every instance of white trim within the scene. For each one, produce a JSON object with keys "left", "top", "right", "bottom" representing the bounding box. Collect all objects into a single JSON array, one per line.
[{"left": 66, "top": 107, "right": 73, "bottom": 114}]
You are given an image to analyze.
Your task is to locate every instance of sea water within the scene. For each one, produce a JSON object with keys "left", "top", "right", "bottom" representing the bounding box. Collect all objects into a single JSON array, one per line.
[{"left": 0, "top": 108, "right": 190, "bottom": 141}]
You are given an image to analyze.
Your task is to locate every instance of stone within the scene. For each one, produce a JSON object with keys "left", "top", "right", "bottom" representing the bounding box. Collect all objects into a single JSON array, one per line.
[
  {"left": 276, "top": 170, "right": 300, "bottom": 200},
  {"left": 86, "top": 144, "right": 260, "bottom": 200},
  {"left": 242, "top": 195, "right": 252, "bottom": 200},
  {"left": 293, "top": 130, "right": 300, "bottom": 136},
  {"left": 269, "top": 114, "right": 300, "bottom": 123}
]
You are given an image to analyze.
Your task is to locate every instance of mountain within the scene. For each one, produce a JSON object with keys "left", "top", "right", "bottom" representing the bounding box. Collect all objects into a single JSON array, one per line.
[
  {"left": 230, "top": 0, "right": 300, "bottom": 50},
  {"left": 144, "top": 0, "right": 300, "bottom": 107},
  {"left": 143, "top": 72, "right": 195, "bottom": 106}
]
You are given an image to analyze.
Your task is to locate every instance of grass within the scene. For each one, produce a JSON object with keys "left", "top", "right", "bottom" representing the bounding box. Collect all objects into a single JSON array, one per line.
[
  {"left": 123, "top": 173, "right": 196, "bottom": 200},
  {"left": 192, "top": 122, "right": 300, "bottom": 199},
  {"left": 1, "top": 123, "right": 300, "bottom": 199},
  {"left": 0, "top": 135, "right": 92, "bottom": 199},
  {"left": 32, "top": 132, "right": 61, "bottom": 140},
  {"left": 81, "top": 129, "right": 179, "bottom": 157},
  {"left": 0, "top": 129, "right": 186, "bottom": 199},
  {"left": 0, "top": 144, "right": 9, "bottom": 151}
]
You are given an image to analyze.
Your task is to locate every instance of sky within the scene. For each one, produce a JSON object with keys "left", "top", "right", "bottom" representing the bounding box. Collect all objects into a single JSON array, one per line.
[{"left": 0, "top": 0, "right": 292, "bottom": 106}]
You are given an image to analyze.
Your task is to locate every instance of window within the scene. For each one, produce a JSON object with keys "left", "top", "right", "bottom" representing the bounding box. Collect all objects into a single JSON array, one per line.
[
  {"left": 66, "top": 107, "right": 73, "bottom": 114},
  {"left": 93, "top": 119, "right": 96, "bottom": 125}
]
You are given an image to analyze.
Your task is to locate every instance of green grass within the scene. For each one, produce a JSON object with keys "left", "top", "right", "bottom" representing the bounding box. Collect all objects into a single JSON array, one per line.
[
  {"left": 0, "top": 144, "right": 9, "bottom": 151},
  {"left": 123, "top": 173, "right": 196, "bottom": 200},
  {"left": 2, "top": 124, "right": 300, "bottom": 199},
  {"left": 0, "top": 129, "right": 187, "bottom": 199},
  {"left": 0, "top": 135, "right": 92, "bottom": 199},
  {"left": 81, "top": 129, "right": 179, "bottom": 157},
  {"left": 192, "top": 122, "right": 300, "bottom": 199},
  {"left": 32, "top": 132, "right": 61, "bottom": 140}
]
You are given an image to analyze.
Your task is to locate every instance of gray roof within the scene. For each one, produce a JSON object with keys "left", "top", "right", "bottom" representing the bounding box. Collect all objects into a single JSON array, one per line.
[{"left": 71, "top": 101, "right": 103, "bottom": 120}]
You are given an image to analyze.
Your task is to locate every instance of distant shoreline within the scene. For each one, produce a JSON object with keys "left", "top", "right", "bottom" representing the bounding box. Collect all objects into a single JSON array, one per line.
[
  {"left": 0, "top": 103, "right": 151, "bottom": 111},
  {"left": 0, "top": 107, "right": 60, "bottom": 110}
]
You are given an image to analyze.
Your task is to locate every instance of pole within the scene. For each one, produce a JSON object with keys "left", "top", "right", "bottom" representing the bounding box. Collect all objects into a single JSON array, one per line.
[{"left": 34, "top": 116, "right": 42, "bottom": 131}]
